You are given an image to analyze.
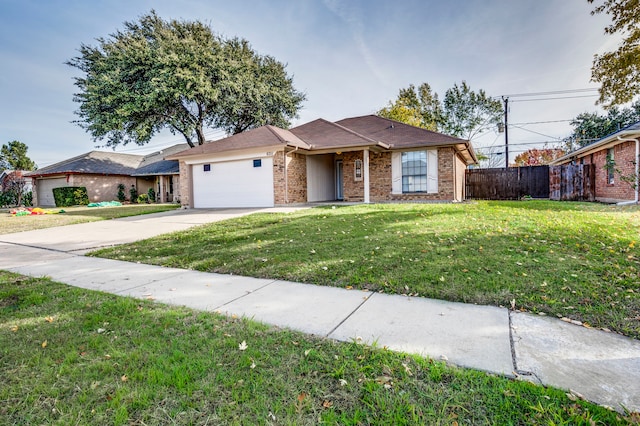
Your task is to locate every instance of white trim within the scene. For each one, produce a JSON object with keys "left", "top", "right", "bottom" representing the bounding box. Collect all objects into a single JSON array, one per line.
[
  {"left": 427, "top": 149, "right": 438, "bottom": 193},
  {"left": 363, "top": 149, "right": 370, "bottom": 203},
  {"left": 391, "top": 152, "right": 402, "bottom": 194}
]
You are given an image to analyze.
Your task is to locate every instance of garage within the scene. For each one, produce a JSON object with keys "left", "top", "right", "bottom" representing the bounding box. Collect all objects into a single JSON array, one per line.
[
  {"left": 35, "top": 177, "right": 67, "bottom": 206},
  {"left": 192, "top": 157, "right": 274, "bottom": 208}
]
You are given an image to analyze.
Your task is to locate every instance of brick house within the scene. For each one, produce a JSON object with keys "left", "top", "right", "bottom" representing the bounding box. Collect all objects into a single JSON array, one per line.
[
  {"left": 26, "top": 145, "right": 187, "bottom": 206},
  {"left": 167, "top": 115, "right": 477, "bottom": 208},
  {"left": 551, "top": 122, "right": 639, "bottom": 204}
]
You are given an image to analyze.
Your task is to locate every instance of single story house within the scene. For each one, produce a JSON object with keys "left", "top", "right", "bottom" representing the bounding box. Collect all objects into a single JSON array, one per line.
[
  {"left": 167, "top": 115, "right": 477, "bottom": 208},
  {"left": 26, "top": 144, "right": 187, "bottom": 206},
  {"left": 551, "top": 122, "right": 639, "bottom": 204}
]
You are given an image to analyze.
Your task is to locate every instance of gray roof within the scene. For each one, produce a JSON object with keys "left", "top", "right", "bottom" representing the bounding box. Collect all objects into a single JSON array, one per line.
[
  {"left": 26, "top": 151, "right": 143, "bottom": 177},
  {"left": 551, "top": 120, "right": 640, "bottom": 165},
  {"left": 26, "top": 144, "right": 187, "bottom": 178},
  {"left": 133, "top": 159, "right": 180, "bottom": 176}
]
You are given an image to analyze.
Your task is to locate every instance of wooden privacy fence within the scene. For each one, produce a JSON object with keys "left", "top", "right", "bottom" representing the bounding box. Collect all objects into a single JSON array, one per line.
[
  {"left": 465, "top": 166, "right": 549, "bottom": 200},
  {"left": 549, "top": 164, "right": 595, "bottom": 201},
  {"left": 465, "top": 164, "right": 596, "bottom": 201}
]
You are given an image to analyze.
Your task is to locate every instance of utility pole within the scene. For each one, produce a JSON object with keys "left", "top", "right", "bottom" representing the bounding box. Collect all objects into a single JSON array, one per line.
[{"left": 502, "top": 96, "right": 509, "bottom": 169}]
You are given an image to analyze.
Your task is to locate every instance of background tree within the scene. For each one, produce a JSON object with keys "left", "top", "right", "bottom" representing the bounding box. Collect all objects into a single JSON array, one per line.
[
  {"left": 512, "top": 148, "right": 566, "bottom": 166},
  {"left": 562, "top": 100, "right": 640, "bottom": 151},
  {"left": 589, "top": 0, "right": 640, "bottom": 107},
  {"left": 441, "top": 81, "right": 504, "bottom": 141},
  {"left": 0, "top": 141, "right": 37, "bottom": 170},
  {"left": 378, "top": 83, "right": 442, "bottom": 131},
  {"left": 67, "top": 11, "right": 306, "bottom": 148},
  {"left": 378, "top": 81, "right": 503, "bottom": 141}
]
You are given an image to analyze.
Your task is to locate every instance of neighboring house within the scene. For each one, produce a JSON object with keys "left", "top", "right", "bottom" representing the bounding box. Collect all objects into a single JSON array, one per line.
[
  {"left": 167, "top": 115, "right": 477, "bottom": 208},
  {"left": 26, "top": 145, "right": 186, "bottom": 206},
  {"left": 551, "top": 122, "right": 639, "bottom": 204}
]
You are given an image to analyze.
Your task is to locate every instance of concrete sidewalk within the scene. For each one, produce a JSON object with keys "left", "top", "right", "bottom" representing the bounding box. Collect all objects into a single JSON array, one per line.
[{"left": 1, "top": 207, "right": 639, "bottom": 412}]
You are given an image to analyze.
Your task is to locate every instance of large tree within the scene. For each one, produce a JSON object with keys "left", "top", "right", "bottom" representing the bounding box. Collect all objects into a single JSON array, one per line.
[
  {"left": 0, "top": 141, "right": 37, "bottom": 170},
  {"left": 562, "top": 100, "right": 640, "bottom": 151},
  {"left": 67, "top": 11, "right": 306, "bottom": 148},
  {"left": 589, "top": 0, "right": 640, "bottom": 107},
  {"left": 378, "top": 81, "right": 503, "bottom": 141}
]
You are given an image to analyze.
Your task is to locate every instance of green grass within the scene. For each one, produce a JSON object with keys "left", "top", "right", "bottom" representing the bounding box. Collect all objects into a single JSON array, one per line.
[
  {"left": 0, "top": 272, "right": 632, "bottom": 425},
  {"left": 92, "top": 201, "right": 640, "bottom": 339},
  {"left": 0, "top": 204, "right": 180, "bottom": 235}
]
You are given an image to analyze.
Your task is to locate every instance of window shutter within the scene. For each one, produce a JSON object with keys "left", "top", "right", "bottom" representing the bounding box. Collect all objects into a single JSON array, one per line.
[
  {"left": 391, "top": 152, "right": 402, "bottom": 194},
  {"left": 427, "top": 149, "right": 438, "bottom": 193}
]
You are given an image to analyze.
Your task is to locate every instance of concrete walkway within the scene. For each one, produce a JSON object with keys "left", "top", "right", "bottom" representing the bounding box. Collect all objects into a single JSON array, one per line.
[{"left": 1, "top": 207, "right": 638, "bottom": 413}]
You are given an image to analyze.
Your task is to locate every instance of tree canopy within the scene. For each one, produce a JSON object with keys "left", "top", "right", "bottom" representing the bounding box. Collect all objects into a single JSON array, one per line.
[
  {"left": 589, "top": 0, "right": 640, "bottom": 107},
  {"left": 562, "top": 100, "right": 640, "bottom": 151},
  {"left": 0, "top": 141, "right": 37, "bottom": 171},
  {"left": 378, "top": 81, "right": 503, "bottom": 141},
  {"left": 512, "top": 148, "right": 566, "bottom": 166},
  {"left": 67, "top": 11, "right": 306, "bottom": 148}
]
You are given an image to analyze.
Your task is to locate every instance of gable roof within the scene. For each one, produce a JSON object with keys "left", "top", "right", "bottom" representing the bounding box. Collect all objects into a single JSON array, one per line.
[
  {"left": 551, "top": 121, "right": 640, "bottom": 165},
  {"left": 336, "top": 115, "right": 466, "bottom": 148},
  {"left": 166, "top": 125, "right": 310, "bottom": 160},
  {"left": 289, "top": 118, "right": 389, "bottom": 151},
  {"left": 26, "top": 151, "right": 143, "bottom": 177},
  {"left": 167, "top": 115, "right": 478, "bottom": 165}
]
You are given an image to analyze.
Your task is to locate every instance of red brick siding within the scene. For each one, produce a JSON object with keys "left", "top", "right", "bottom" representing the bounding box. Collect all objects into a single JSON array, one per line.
[
  {"left": 369, "top": 147, "right": 457, "bottom": 201},
  {"left": 342, "top": 151, "right": 364, "bottom": 202},
  {"left": 583, "top": 141, "right": 636, "bottom": 201},
  {"left": 274, "top": 151, "right": 308, "bottom": 204}
]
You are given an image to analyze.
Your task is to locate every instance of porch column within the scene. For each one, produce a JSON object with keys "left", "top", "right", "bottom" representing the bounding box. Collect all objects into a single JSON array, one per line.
[
  {"left": 364, "top": 149, "right": 370, "bottom": 203},
  {"left": 158, "top": 176, "right": 165, "bottom": 203}
]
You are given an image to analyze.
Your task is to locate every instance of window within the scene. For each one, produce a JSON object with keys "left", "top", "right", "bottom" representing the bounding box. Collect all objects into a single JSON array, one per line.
[
  {"left": 253, "top": 159, "right": 262, "bottom": 168},
  {"left": 203, "top": 164, "right": 211, "bottom": 172},
  {"left": 402, "top": 151, "right": 427, "bottom": 192},
  {"left": 606, "top": 148, "right": 614, "bottom": 184},
  {"left": 354, "top": 159, "right": 363, "bottom": 181}
]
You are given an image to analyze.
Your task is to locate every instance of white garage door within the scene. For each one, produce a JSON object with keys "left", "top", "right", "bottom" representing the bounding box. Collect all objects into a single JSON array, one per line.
[
  {"left": 192, "top": 157, "right": 274, "bottom": 208},
  {"left": 36, "top": 178, "right": 67, "bottom": 206}
]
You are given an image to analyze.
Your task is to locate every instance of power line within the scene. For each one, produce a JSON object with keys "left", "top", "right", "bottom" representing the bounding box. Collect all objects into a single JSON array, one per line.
[
  {"left": 498, "top": 88, "right": 599, "bottom": 98},
  {"left": 510, "top": 94, "right": 599, "bottom": 103},
  {"left": 509, "top": 119, "right": 573, "bottom": 125}
]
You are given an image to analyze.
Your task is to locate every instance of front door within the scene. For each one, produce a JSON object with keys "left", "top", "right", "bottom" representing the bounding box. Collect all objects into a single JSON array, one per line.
[{"left": 335, "top": 160, "right": 344, "bottom": 200}]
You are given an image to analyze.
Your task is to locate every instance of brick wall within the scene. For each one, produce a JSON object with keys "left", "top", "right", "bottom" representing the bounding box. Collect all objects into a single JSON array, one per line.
[
  {"left": 369, "top": 147, "right": 457, "bottom": 201},
  {"left": 178, "top": 160, "right": 191, "bottom": 208},
  {"left": 583, "top": 141, "right": 636, "bottom": 202},
  {"left": 274, "top": 151, "right": 308, "bottom": 204},
  {"left": 342, "top": 151, "right": 364, "bottom": 202},
  {"left": 69, "top": 174, "right": 135, "bottom": 202}
]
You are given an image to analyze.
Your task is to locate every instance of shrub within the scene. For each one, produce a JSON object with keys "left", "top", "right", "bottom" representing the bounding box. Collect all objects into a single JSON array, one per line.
[
  {"left": 147, "top": 188, "right": 156, "bottom": 203},
  {"left": 52, "top": 187, "right": 89, "bottom": 207},
  {"left": 137, "top": 193, "right": 149, "bottom": 204},
  {"left": 129, "top": 186, "right": 138, "bottom": 203},
  {"left": 22, "top": 191, "right": 33, "bottom": 207},
  {"left": 117, "top": 183, "right": 126, "bottom": 202}
]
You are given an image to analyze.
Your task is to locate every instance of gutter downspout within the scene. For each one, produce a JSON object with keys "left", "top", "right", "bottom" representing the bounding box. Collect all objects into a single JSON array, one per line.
[{"left": 616, "top": 136, "right": 639, "bottom": 205}]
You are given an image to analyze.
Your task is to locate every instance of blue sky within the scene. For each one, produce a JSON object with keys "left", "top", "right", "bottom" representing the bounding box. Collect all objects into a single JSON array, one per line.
[{"left": 0, "top": 0, "right": 616, "bottom": 167}]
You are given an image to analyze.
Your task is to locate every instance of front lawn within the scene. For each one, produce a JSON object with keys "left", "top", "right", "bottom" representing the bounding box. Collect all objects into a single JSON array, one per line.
[
  {"left": 0, "top": 204, "right": 180, "bottom": 235},
  {"left": 92, "top": 201, "right": 640, "bottom": 339},
  {"left": 0, "top": 272, "right": 631, "bottom": 425}
]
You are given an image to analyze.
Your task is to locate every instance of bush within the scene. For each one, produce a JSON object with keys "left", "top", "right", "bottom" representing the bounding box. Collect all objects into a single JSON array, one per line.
[
  {"left": 147, "top": 188, "right": 156, "bottom": 203},
  {"left": 129, "top": 186, "right": 138, "bottom": 203},
  {"left": 117, "top": 183, "right": 126, "bottom": 202},
  {"left": 22, "top": 191, "right": 33, "bottom": 207},
  {"left": 137, "top": 194, "right": 149, "bottom": 204},
  {"left": 52, "top": 187, "right": 89, "bottom": 207}
]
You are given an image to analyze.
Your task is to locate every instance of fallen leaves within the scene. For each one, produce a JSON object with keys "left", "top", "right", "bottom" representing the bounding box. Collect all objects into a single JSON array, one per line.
[
  {"left": 41, "top": 340, "right": 47, "bottom": 348},
  {"left": 238, "top": 340, "right": 248, "bottom": 351}
]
